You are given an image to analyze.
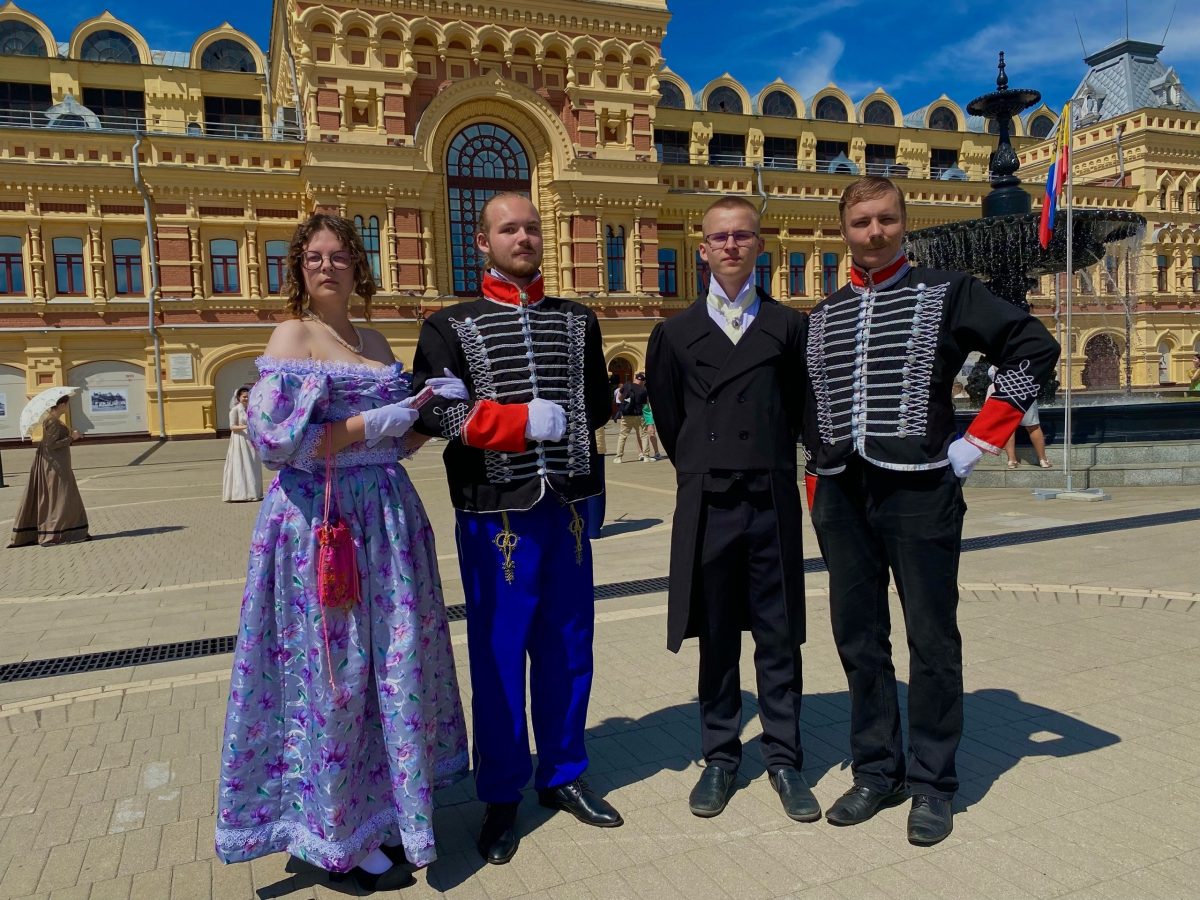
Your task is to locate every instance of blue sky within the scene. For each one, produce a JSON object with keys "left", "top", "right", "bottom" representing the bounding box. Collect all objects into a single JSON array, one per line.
[{"left": 25, "top": 0, "right": 1200, "bottom": 113}]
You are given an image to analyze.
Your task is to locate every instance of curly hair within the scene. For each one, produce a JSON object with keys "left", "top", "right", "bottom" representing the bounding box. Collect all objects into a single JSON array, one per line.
[{"left": 284, "top": 213, "right": 377, "bottom": 320}]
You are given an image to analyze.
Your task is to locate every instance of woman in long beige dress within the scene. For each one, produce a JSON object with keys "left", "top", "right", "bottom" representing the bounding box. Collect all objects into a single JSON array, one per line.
[
  {"left": 8, "top": 396, "right": 90, "bottom": 546},
  {"left": 221, "top": 387, "right": 263, "bottom": 502}
]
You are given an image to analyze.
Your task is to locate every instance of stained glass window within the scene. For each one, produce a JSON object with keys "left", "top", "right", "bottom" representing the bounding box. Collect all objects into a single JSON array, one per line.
[{"left": 446, "top": 123, "right": 530, "bottom": 296}]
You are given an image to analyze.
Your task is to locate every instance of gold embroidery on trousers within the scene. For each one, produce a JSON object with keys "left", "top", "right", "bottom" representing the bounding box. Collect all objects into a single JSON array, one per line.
[
  {"left": 494, "top": 511, "right": 519, "bottom": 584},
  {"left": 568, "top": 504, "right": 585, "bottom": 566}
]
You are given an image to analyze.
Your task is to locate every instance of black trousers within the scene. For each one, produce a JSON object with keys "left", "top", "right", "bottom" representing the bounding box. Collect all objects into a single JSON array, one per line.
[
  {"left": 696, "top": 486, "right": 802, "bottom": 773},
  {"left": 810, "top": 459, "right": 966, "bottom": 800}
]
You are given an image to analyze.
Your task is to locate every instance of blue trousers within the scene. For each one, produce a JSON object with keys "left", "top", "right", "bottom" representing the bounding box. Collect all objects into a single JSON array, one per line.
[{"left": 455, "top": 494, "right": 596, "bottom": 803}]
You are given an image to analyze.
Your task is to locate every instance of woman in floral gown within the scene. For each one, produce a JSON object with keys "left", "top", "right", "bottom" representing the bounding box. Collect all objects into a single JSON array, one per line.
[{"left": 215, "top": 214, "right": 469, "bottom": 891}]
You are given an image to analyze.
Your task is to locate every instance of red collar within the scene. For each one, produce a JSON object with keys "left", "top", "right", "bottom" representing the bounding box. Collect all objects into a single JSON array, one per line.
[
  {"left": 849, "top": 253, "right": 910, "bottom": 290},
  {"left": 482, "top": 271, "right": 545, "bottom": 306}
]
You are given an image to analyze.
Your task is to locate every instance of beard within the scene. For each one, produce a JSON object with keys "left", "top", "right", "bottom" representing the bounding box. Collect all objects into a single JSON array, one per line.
[{"left": 495, "top": 253, "right": 541, "bottom": 280}]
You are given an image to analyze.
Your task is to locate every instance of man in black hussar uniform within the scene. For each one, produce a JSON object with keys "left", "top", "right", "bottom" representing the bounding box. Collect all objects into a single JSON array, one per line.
[
  {"left": 411, "top": 192, "right": 620, "bottom": 865},
  {"left": 804, "top": 176, "right": 1059, "bottom": 846},
  {"left": 646, "top": 195, "right": 817, "bottom": 824}
]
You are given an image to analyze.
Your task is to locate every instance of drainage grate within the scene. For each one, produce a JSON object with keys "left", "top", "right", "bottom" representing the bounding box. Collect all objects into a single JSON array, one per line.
[
  {"left": 4, "top": 507, "right": 1196, "bottom": 684},
  {"left": 0, "top": 635, "right": 236, "bottom": 684}
]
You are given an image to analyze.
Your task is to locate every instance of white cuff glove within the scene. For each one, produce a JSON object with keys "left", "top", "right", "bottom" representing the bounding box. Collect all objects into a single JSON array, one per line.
[
  {"left": 525, "top": 397, "right": 566, "bottom": 442},
  {"left": 360, "top": 404, "right": 420, "bottom": 447},
  {"left": 947, "top": 437, "right": 984, "bottom": 480},
  {"left": 426, "top": 368, "right": 468, "bottom": 401}
]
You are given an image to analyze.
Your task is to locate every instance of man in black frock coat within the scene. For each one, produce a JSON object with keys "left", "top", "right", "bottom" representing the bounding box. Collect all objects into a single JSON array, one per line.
[{"left": 646, "top": 196, "right": 817, "bottom": 822}]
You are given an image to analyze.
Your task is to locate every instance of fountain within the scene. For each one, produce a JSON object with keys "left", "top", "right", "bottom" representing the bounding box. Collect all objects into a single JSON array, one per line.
[
  {"left": 905, "top": 53, "right": 1145, "bottom": 315},
  {"left": 903, "top": 56, "right": 1200, "bottom": 488}
]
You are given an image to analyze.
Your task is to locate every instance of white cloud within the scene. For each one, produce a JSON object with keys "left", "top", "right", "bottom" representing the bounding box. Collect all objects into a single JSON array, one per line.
[{"left": 781, "top": 32, "right": 847, "bottom": 97}]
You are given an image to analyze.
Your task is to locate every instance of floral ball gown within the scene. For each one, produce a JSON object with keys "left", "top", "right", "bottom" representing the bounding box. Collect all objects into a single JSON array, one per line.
[{"left": 215, "top": 356, "right": 468, "bottom": 872}]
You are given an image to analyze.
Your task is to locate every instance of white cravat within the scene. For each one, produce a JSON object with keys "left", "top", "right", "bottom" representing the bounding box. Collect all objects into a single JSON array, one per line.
[{"left": 706, "top": 276, "right": 757, "bottom": 344}]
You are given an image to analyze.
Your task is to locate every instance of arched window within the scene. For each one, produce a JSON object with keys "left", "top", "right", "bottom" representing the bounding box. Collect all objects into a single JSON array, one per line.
[
  {"left": 1158, "top": 341, "right": 1173, "bottom": 384},
  {"left": 762, "top": 90, "right": 796, "bottom": 118},
  {"left": 706, "top": 86, "right": 742, "bottom": 114},
  {"left": 200, "top": 39, "right": 256, "bottom": 73},
  {"left": 354, "top": 215, "right": 382, "bottom": 283},
  {"left": 210, "top": 239, "right": 240, "bottom": 294},
  {"left": 862, "top": 100, "right": 895, "bottom": 126},
  {"left": 0, "top": 21, "right": 47, "bottom": 57},
  {"left": 53, "top": 237, "right": 85, "bottom": 295},
  {"left": 815, "top": 96, "right": 848, "bottom": 121},
  {"left": 928, "top": 106, "right": 958, "bottom": 130},
  {"left": 80, "top": 29, "right": 139, "bottom": 64},
  {"left": 1082, "top": 334, "right": 1121, "bottom": 390},
  {"left": 0, "top": 235, "right": 24, "bottom": 294},
  {"left": 111, "top": 238, "right": 142, "bottom": 295},
  {"left": 1029, "top": 115, "right": 1054, "bottom": 139},
  {"left": 658, "top": 81, "right": 685, "bottom": 109},
  {"left": 446, "top": 123, "right": 531, "bottom": 296},
  {"left": 695, "top": 249, "right": 710, "bottom": 294},
  {"left": 657, "top": 247, "right": 677, "bottom": 296},
  {"left": 265, "top": 240, "right": 288, "bottom": 294},
  {"left": 606, "top": 226, "right": 626, "bottom": 292}
]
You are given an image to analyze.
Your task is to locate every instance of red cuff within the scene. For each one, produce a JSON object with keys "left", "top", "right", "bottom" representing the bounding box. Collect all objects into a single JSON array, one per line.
[
  {"left": 460, "top": 400, "right": 529, "bottom": 452},
  {"left": 804, "top": 473, "right": 818, "bottom": 511},
  {"left": 965, "top": 397, "right": 1025, "bottom": 455}
]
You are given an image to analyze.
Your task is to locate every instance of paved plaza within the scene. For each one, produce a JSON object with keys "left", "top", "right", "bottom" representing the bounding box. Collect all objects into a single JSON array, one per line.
[{"left": 1, "top": 430, "right": 1199, "bottom": 899}]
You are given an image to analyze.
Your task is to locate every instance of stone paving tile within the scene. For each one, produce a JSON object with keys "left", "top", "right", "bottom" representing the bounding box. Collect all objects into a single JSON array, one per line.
[{"left": 2, "top": 448, "right": 1200, "bottom": 898}]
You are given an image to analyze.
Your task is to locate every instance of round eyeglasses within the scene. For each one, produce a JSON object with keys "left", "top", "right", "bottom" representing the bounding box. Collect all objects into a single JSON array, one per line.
[
  {"left": 301, "top": 251, "right": 354, "bottom": 271},
  {"left": 703, "top": 230, "right": 758, "bottom": 249}
]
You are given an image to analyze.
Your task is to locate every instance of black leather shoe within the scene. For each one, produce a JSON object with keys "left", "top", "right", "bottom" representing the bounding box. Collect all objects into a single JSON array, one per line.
[
  {"left": 689, "top": 765, "right": 737, "bottom": 818},
  {"left": 768, "top": 767, "right": 822, "bottom": 822},
  {"left": 538, "top": 778, "right": 623, "bottom": 827},
  {"left": 328, "top": 864, "right": 416, "bottom": 892},
  {"left": 825, "top": 784, "right": 908, "bottom": 826},
  {"left": 477, "top": 801, "right": 520, "bottom": 865},
  {"left": 907, "top": 795, "right": 953, "bottom": 846}
]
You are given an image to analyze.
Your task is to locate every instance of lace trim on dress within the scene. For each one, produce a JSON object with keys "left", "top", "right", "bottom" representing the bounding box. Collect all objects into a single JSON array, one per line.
[
  {"left": 256, "top": 355, "right": 408, "bottom": 382},
  {"left": 215, "top": 807, "right": 436, "bottom": 872}
]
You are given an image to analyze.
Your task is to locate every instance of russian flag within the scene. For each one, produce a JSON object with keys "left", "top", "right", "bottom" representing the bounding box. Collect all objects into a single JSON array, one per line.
[{"left": 1038, "top": 104, "right": 1072, "bottom": 249}]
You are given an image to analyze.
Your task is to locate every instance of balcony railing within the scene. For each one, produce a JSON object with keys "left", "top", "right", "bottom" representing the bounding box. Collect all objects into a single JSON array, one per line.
[
  {"left": 709, "top": 152, "right": 746, "bottom": 167},
  {"left": 0, "top": 107, "right": 293, "bottom": 142}
]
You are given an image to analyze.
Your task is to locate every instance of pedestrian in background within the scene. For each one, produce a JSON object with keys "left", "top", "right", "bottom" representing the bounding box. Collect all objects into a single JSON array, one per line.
[
  {"left": 8, "top": 396, "right": 89, "bottom": 547},
  {"left": 641, "top": 396, "right": 662, "bottom": 461},
  {"left": 221, "top": 386, "right": 263, "bottom": 501},
  {"left": 613, "top": 372, "right": 648, "bottom": 463}
]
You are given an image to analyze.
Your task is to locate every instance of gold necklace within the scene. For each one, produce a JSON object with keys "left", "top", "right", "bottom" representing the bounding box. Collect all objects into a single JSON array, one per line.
[{"left": 304, "top": 312, "right": 363, "bottom": 354}]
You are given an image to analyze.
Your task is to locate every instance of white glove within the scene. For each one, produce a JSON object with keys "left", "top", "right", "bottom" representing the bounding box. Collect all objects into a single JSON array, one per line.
[
  {"left": 360, "top": 403, "right": 420, "bottom": 446},
  {"left": 426, "top": 368, "right": 468, "bottom": 401},
  {"left": 525, "top": 397, "right": 566, "bottom": 442},
  {"left": 947, "top": 437, "right": 984, "bottom": 480}
]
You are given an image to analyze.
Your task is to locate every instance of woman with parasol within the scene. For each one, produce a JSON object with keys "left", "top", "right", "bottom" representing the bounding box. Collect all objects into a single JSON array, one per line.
[{"left": 8, "top": 388, "right": 89, "bottom": 546}]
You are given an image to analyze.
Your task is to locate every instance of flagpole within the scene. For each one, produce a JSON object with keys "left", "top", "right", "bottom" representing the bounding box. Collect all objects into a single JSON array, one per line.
[{"left": 1063, "top": 102, "right": 1074, "bottom": 493}]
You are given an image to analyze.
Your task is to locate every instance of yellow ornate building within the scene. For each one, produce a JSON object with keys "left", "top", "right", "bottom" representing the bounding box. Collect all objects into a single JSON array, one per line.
[{"left": 0, "top": 0, "right": 1196, "bottom": 439}]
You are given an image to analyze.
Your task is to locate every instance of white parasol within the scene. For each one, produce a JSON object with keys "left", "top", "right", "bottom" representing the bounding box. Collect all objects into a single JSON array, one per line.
[{"left": 18, "top": 386, "right": 81, "bottom": 439}]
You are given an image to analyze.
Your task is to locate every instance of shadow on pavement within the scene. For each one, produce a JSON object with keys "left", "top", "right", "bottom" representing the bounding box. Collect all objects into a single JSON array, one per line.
[
  {"left": 597, "top": 516, "right": 663, "bottom": 538},
  {"left": 88, "top": 525, "right": 187, "bottom": 541},
  {"left": 247, "top": 687, "right": 1120, "bottom": 896}
]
